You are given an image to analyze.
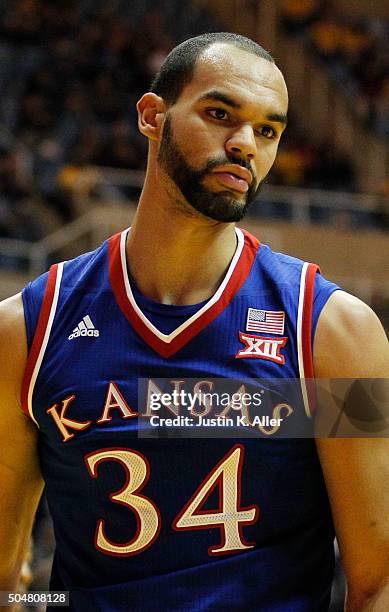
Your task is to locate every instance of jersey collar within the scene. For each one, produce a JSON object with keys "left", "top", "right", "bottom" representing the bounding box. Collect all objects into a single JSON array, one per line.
[{"left": 109, "top": 227, "right": 259, "bottom": 358}]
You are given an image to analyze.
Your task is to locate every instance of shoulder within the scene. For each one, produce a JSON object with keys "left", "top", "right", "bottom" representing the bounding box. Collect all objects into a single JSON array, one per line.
[
  {"left": 60, "top": 239, "right": 110, "bottom": 290},
  {"left": 257, "top": 242, "right": 326, "bottom": 285},
  {"left": 0, "top": 292, "right": 31, "bottom": 426},
  {"left": 256, "top": 243, "right": 339, "bottom": 310},
  {"left": 314, "top": 290, "right": 389, "bottom": 377},
  {"left": 0, "top": 292, "right": 27, "bottom": 379},
  {"left": 24, "top": 238, "right": 111, "bottom": 308},
  {"left": 258, "top": 243, "right": 305, "bottom": 271},
  {"left": 256, "top": 243, "right": 310, "bottom": 288}
]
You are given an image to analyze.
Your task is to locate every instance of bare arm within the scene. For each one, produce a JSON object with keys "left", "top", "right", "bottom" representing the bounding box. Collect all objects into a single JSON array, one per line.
[
  {"left": 314, "top": 291, "right": 389, "bottom": 611},
  {"left": 0, "top": 293, "right": 44, "bottom": 600}
]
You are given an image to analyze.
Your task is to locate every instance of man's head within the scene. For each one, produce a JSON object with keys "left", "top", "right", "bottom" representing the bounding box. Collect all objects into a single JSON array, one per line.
[{"left": 137, "top": 33, "right": 288, "bottom": 222}]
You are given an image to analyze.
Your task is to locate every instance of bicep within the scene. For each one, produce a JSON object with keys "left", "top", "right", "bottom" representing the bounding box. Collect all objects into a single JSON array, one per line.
[
  {"left": 316, "top": 438, "right": 389, "bottom": 598},
  {"left": 0, "top": 294, "right": 43, "bottom": 587}
]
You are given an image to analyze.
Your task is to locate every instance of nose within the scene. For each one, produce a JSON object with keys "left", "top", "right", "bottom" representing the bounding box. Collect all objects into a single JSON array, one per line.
[{"left": 225, "top": 123, "right": 257, "bottom": 160}]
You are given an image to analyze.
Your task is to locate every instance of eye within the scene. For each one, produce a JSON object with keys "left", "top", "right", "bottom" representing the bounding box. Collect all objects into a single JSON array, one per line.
[
  {"left": 207, "top": 108, "right": 229, "bottom": 121},
  {"left": 257, "top": 125, "right": 277, "bottom": 139}
]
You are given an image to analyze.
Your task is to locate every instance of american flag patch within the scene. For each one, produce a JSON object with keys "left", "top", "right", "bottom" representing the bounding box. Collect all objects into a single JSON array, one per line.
[{"left": 246, "top": 308, "right": 285, "bottom": 335}]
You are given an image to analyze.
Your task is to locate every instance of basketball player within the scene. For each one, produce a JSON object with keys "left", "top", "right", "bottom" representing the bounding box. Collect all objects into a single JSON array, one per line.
[{"left": 0, "top": 33, "right": 388, "bottom": 611}]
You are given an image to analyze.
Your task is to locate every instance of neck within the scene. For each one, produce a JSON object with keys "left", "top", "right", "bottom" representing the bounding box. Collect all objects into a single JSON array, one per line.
[{"left": 126, "top": 177, "right": 238, "bottom": 305}]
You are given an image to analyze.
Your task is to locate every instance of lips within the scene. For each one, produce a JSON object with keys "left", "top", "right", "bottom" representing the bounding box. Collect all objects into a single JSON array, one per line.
[
  {"left": 213, "top": 172, "right": 249, "bottom": 193},
  {"left": 212, "top": 165, "right": 253, "bottom": 194},
  {"left": 215, "top": 165, "right": 252, "bottom": 184}
]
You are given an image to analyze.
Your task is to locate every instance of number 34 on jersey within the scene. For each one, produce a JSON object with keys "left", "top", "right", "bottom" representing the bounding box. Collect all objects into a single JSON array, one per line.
[{"left": 85, "top": 444, "right": 259, "bottom": 557}]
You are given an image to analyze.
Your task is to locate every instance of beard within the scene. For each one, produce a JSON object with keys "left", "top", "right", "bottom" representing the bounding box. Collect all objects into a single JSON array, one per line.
[{"left": 157, "top": 114, "right": 261, "bottom": 223}]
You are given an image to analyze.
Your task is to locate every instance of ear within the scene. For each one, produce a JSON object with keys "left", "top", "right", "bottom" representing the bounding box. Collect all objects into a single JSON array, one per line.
[{"left": 137, "top": 93, "right": 166, "bottom": 141}]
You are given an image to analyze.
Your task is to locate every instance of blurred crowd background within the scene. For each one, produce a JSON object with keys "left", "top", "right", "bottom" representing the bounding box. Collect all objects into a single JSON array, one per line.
[
  {"left": 281, "top": 0, "right": 389, "bottom": 139},
  {"left": 0, "top": 1, "right": 388, "bottom": 610},
  {"left": 0, "top": 0, "right": 388, "bottom": 244}
]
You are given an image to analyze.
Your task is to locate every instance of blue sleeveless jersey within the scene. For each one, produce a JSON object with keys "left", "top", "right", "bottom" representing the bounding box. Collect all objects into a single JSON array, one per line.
[{"left": 22, "top": 227, "right": 339, "bottom": 611}]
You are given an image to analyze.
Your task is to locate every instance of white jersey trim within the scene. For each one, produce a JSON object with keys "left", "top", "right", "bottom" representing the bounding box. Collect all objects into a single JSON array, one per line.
[
  {"left": 119, "top": 227, "right": 245, "bottom": 344},
  {"left": 27, "top": 262, "right": 64, "bottom": 425},
  {"left": 297, "top": 262, "right": 311, "bottom": 418}
]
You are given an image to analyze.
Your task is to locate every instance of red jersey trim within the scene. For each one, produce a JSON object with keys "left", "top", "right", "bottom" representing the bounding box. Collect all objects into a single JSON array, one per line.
[
  {"left": 109, "top": 228, "right": 260, "bottom": 358},
  {"left": 21, "top": 263, "right": 61, "bottom": 423}
]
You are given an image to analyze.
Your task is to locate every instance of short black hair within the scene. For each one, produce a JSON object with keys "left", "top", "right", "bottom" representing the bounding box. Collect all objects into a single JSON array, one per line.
[{"left": 150, "top": 32, "right": 274, "bottom": 106}]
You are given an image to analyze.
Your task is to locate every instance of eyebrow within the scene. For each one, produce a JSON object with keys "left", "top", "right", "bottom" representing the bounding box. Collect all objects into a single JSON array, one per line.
[
  {"left": 199, "top": 90, "right": 242, "bottom": 109},
  {"left": 266, "top": 112, "right": 288, "bottom": 126},
  {"left": 198, "top": 89, "right": 288, "bottom": 126}
]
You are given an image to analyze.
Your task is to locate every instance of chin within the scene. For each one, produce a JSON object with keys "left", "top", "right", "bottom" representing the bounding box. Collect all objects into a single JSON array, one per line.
[{"left": 199, "top": 200, "right": 250, "bottom": 223}]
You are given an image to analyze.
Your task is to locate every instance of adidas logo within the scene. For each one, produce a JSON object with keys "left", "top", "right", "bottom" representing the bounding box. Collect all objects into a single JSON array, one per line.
[{"left": 68, "top": 315, "right": 100, "bottom": 340}]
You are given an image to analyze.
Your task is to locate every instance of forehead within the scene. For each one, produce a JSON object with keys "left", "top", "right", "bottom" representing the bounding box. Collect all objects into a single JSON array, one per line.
[{"left": 178, "top": 43, "right": 288, "bottom": 113}]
